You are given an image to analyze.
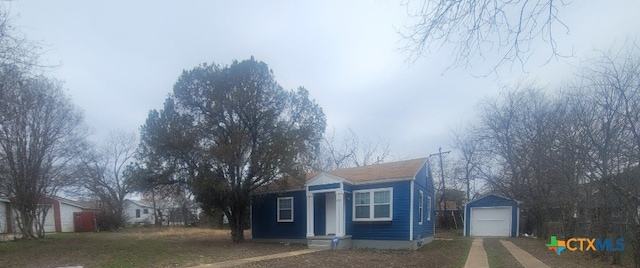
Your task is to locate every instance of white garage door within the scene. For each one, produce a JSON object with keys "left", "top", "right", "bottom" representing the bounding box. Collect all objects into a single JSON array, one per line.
[{"left": 470, "top": 207, "right": 511, "bottom": 236}]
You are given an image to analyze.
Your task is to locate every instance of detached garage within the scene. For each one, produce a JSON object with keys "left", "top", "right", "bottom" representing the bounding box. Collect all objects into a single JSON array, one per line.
[{"left": 464, "top": 194, "right": 519, "bottom": 237}]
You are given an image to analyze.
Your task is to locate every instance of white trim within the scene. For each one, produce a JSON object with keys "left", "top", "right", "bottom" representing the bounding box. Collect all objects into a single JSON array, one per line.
[
  {"left": 411, "top": 160, "right": 429, "bottom": 182},
  {"left": 336, "top": 190, "right": 345, "bottom": 237},
  {"left": 354, "top": 177, "right": 413, "bottom": 185},
  {"left": 418, "top": 190, "right": 424, "bottom": 225},
  {"left": 352, "top": 187, "right": 393, "bottom": 221},
  {"left": 277, "top": 197, "right": 294, "bottom": 223},
  {"left": 307, "top": 172, "right": 350, "bottom": 186},
  {"left": 426, "top": 196, "right": 432, "bottom": 221},
  {"left": 409, "top": 181, "right": 414, "bottom": 241},
  {"left": 516, "top": 207, "right": 520, "bottom": 237},
  {"left": 463, "top": 204, "right": 468, "bottom": 236},
  {"left": 306, "top": 193, "right": 314, "bottom": 237},
  {"left": 307, "top": 187, "right": 342, "bottom": 194}
]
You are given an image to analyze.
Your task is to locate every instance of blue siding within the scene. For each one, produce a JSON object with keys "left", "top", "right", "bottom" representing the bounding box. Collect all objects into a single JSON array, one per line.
[
  {"left": 313, "top": 194, "right": 326, "bottom": 235},
  {"left": 309, "top": 183, "right": 340, "bottom": 191},
  {"left": 350, "top": 181, "right": 412, "bottom": 241},
  {"left": 345, "top": 192, "right": 353, "bottom": 236},
  {"left": 413, "top": 165, "right": 436, "bottom": 240},
  {"left": 465, "top": 195, "right": 519, "bottom": 237},
  {"left": 413, "top": 162, "right": 430, "bottom": 188},
  {"left": 343, "top": 183, "right": 353, "bottom": 192},
  {"left": 251, "top": 190, "right": 306, "bottom": 239}
]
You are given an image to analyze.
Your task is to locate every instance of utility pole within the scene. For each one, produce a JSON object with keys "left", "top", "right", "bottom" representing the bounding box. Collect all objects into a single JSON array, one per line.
[{"left": 429, "top": 147, "right": 450, "bottom": 223}]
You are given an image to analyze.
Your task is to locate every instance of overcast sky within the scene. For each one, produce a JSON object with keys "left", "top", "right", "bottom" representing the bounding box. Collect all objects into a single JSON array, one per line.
[{"left": 8, "top": 1, "right": 640, "bottom": 160}]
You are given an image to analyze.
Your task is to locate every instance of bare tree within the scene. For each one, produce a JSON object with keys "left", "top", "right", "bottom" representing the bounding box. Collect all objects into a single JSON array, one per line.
[
  {"left": 77, "top": 130, "right": 137, "bottom": 229},
  {"left": 565, "top": 47, "right": 640, "bottom": 265},
  {"left": 140, "top": 183, "right": 196, "bottom": 226},
  {"left": 470, "top": 85, "right": 571, "bottom": 236},
  {"left": 401, "top": 0, "right": 571, "bottom": 73},
  {"left": 316, "top": 128, "right": 391, "bottom": 170},
  {"left": 451, "top": 127, "right": 488, "bottom": 202},
  {"left": 0, "top": 76, "right": 86, "bottom": 238}
]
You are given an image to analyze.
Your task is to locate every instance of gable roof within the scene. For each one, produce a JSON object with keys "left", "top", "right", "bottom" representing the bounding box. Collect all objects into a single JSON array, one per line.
[
  {"left": 467, "top": 194, "right": 519, "bottom": 206},
  {"left": 321, "top": 158, "right": 428, "bottom": 183},
  {"left": 54, "top": 196, "right": 100, "bottom": 210},
  {"left": 125, "top": 199, "right": 153, "bottom": 208},
  {"left": 255, "top": 158, "right": 428, "bottom": 194}
]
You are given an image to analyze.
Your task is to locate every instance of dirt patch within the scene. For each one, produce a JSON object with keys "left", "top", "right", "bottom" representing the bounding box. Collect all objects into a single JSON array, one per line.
[{"left": 247, "top": 233, "right": 472, "bottom": 268}]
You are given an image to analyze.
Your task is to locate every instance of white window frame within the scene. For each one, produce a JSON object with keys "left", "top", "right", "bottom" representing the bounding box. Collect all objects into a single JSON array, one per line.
[
  {"left": 418, "top": 190, "right": 424, "bottom": 225},
  {"left": 353, "top": 188, "right": 393, "bottom": 221},
  {"left": 277, "top": 197, "right": 294, "bottom": 222},
  {"left": 427, "top": 196, "right": 432, "bottom": 221}
]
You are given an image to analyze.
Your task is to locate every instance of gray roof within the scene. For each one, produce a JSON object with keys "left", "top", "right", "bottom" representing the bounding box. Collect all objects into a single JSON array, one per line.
[{"left": 125, "top": 199, "right": 153, "bottom": 208}]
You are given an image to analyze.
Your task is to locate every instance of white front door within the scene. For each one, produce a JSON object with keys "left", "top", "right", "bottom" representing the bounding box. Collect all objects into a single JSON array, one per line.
[{"left": 325, "top": 192, "right": 336, "bottom": 235}]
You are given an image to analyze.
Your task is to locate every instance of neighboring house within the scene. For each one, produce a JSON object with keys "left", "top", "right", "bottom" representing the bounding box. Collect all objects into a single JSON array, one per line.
[
  {"left": 54, "top": 197, "right": 100, "bottom": 232},
  {"left": 464, "top": 194, "right": 519, "bottom": 237},
  {"left": 7, "top": 196, "right": 99, "bottom": 233},
  {"left": 251, "top": 158, "right": 436, "bottom": 250},
  {"left": 124, "top": 199, "right": 154, "bottom": 225}
]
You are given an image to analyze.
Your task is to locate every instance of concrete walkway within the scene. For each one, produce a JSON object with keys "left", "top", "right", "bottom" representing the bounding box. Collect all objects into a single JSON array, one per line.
[
  {"left": 500, "top": 240, "right": 550, "bottom": 268},
  {"left": 464, "top": 238, "right": 550, "bottom": 268},
  {"left": 464, "top": 238, "right": 489, "bottom": 268},
  {"left": 190, "top": 249, "right": 320, "bottom": 268}
]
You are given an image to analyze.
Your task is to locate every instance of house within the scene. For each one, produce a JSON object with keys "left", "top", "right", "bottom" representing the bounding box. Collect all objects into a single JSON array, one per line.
[
  {"left": 5, "top": 196, "right": 99, "bottom": 233},
  {"left": 54, "top": 197, "right": 100, "bottom": 232},
  {"left": 464, "top": 194, "right": 519, "bottom": 237},
  {"left": 251, "top": 158, "right": 435, "bottom": 250},
  {"left": 124, "top": 199, "right": 154, "bottom": 225}
]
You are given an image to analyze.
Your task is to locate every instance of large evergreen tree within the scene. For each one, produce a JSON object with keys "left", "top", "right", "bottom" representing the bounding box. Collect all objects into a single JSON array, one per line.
[{"left": 138, "top": 57, "right": 325, "bottom": 242}]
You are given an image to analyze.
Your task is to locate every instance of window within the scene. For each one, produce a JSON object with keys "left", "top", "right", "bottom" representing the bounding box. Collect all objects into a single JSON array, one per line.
[
  {"left": 135, "top": 209, "right": 141, "bottom": 218},
  {"left": 418, "top": 191, "right": 424, "bottom": 225},
  {"left": 353, "top": 188, "right": 392, "bottom": 221},
  {"left": 143, "top": 209, "right": 149, "bottom": 214},
  {"left": 427, "top": 196, "right": 432, "bottom": 221},
  {"left": 277, "top": 197, "right": 294, "bottom": 222}
]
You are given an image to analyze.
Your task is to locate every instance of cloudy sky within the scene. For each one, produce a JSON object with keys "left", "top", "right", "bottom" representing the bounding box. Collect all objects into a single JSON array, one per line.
[{"left": 7, "top": 1, "right": 640, "bottom": 160}]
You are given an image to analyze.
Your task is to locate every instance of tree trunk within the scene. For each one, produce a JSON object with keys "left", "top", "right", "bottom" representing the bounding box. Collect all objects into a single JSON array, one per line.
[
  {"left": 228, "top": 204, "right": 247, "bottom": 243},
  {"left": 16, "top": 207, "right": 36, "bottom": 239}
]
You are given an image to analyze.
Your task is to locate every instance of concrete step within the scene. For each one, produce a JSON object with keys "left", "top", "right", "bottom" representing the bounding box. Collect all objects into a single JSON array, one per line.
[
  {"left": 308, "top": 243, "right": 332, "bottom": 250},
  {"left": 308, "top": 239, "right": 332, "bottom": 250}
]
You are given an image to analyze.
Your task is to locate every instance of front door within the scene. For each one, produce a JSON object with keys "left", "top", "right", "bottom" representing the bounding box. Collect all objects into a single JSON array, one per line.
[{"left": 325, "top": 192, "right": 336, "bottom": 235}]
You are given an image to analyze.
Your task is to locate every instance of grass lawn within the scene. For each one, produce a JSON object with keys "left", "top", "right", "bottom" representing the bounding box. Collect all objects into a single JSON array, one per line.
[
  {"left": 0, "top": 228, "right": 473, "bottom": 268},
  {"left": 483, "top": 238, "right": 523, "bottom": 268},
  {"left": 507, "top": 237, "right": 635, "bottom": 268},
  {"left": 0, "top": 228, "right": 304, "bottom": 268}
]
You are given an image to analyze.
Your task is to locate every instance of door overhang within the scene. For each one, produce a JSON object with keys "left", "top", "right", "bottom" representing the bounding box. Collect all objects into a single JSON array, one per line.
[{"left": 306, "top": 172, "right": 348, "bottom": 238}]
